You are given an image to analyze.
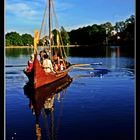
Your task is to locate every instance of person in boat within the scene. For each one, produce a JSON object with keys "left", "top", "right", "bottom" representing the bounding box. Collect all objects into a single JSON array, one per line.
[
  {"left": 60, "top": 59, "right": 66, "bottom": 70},
  {"left": 39, "top": 51, "right": 44, "bottom": 65},
  {"left": 24, "top": 54, "right": 34, "bottom": 73},
  {"left": 42, "top": 54, "right": 55, "bottom": 73},
  {"left": 53, "top": 63, "right": 59, "bottom": 72},
  {"left": 39, "top": 48, "right": 51, "bottom": 64},
  {"left": 39, "top": 50, "right": 47, "bottom": 64},
  {"left": 52, "top": 50, "right": 60, "bottom": 63},
  {"left": 52, "top": 50, "right": 61, "bottom": 71}
]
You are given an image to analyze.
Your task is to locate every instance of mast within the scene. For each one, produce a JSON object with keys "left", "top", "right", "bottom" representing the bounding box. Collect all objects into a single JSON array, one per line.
[{"left": 48, "top": 0, "right": 52, "bottom": 59}]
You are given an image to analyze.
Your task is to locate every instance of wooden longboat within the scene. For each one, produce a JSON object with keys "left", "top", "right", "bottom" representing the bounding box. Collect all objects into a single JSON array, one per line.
[
  {"left": 24, "top": 54, "right": 73, "bottom": 89},
  {"left": 24, "top": 0, "right": 73, "bottom": 89}
]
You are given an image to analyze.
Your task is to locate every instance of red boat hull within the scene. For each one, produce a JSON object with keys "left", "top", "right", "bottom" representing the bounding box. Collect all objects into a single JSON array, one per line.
[{"left": 24, "top": 55, "right": 72, "bottom": 89}]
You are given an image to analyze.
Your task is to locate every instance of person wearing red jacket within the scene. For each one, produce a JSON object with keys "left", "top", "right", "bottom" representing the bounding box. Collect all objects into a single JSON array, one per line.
[{"left": 24, "top": 54, "right": 34, "bottom": 73}]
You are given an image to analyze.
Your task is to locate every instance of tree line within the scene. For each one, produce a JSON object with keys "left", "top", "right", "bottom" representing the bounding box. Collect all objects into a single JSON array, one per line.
[
  {"left": 6, "top": 15, "right": 134, "bottom": 47},
  {"left": 68, "top": 15, "right": 134, "bottom": 46},
  {"left": 5, "top": 26, "right": 70, "bottom": 46}
]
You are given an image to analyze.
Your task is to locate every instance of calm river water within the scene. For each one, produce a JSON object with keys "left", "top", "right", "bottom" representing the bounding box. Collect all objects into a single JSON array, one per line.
[{"left": 6, "top": 46, "right": 135, "bottom": 140}]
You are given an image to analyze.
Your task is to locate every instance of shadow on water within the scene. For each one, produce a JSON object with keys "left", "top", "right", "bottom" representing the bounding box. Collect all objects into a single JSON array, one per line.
[
  {"left": 67, "top": 45, "right": 134, "bottom": 58},
  {"left": 23, "top": 75, "right": 72, "bottom": 140},
  {"left": 72, "top": 68, "right": 110, "bottom": 79}
]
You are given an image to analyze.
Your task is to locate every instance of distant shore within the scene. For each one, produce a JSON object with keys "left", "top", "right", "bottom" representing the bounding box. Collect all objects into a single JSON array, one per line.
[
  {"left": 6, "top": 46, "right": 33, "bottom": 48},
  {"left": 5, "top": 45, "right": 97, "bottom": 48}
]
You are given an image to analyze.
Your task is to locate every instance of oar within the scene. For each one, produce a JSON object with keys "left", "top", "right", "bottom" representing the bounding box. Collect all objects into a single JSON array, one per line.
[
  {"left": 72, "top": 62, "right": 102, "bottom": 67},
  {"left": 73, "top": 67, "right": 94, "bottom": 70},
  {"left": 5, "top": 64, "right": 27, "bottom": 67},
  {"left": 72, "top": 74, "right": 94, "bottom": 79},
  {"left": 90, "top": 62, "right": 102, "bottom": 65},
  {"left": 73, "top": 66, "right": 109, "bottom": 71}
]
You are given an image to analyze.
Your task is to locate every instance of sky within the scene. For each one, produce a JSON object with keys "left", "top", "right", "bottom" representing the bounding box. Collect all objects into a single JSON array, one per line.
[{"left": 6, "top": 0, "right": 135, "bottom": 35}]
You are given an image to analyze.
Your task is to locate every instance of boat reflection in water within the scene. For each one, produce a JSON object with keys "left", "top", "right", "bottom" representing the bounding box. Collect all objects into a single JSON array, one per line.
[{"left": 24, "top": 74, "right": 72, "bottom": 140}]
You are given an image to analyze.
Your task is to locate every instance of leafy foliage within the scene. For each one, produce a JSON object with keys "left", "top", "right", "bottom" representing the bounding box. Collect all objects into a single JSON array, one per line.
[
  {"left": 6, "top": 32, "right": 33, "bottom": 46},
  {"left": 60, "top": 26, "right": 70, "bottom": 45},
  {"left": 6, "top": 32, "right": 23, "bottom": 46},
  {"left": 110, "top": 15, "right": 135, "bottom": 46},
  {"left": 52, "top": 27, "right": 70, "bottom": 46},
  {"left": 52, "top": 29, "right": 59, "bottom": 45},
  {"left": 5, "top": 15, "right": 134, "bottom": 47},
  {"left": 69, "top": 15, "right": 135, "bottom": 46},
  {"left": 21, "top": 34, "right": 33, "bottom": 46}
]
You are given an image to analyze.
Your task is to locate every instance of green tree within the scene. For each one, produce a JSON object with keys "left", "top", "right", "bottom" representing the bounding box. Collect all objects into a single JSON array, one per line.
[
  {"left": 5, "top": 38, "right": 11, "bottom": 46},
  {"left": 60, "top": 26, "right": 70, "bottom": 45},
  {"left": 6, "top": 32, "right": 23, "bottom": 46},
  {"left": 21, "top": 33, "right": 33, "bottom": 46},
  {"left": 52, "top": 29, "right": 59, "bottom": 45},
  {"left": 121, "top": 15, "right": 135, "bottom": 45},
  {"left": 125, "top": 15, "right": 135, "bottom": 27},
  {"left": 114, "top": 21, "right": 125, "bottom": 33},
  {"left": 110, "top": 15, "right": 135, "bottom": 46}
]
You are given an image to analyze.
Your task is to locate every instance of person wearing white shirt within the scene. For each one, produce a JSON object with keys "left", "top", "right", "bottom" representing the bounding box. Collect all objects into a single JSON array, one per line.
[{"left": 42, "top": 54, "right": 55, "bottom": 73}]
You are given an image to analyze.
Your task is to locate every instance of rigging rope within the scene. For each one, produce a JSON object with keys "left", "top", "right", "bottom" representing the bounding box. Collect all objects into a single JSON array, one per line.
[
  {"left": 38, "top": 0, "right": 68, "bottom": 58},
  {"left": 39, "top": 1, "right": 48, "bottom": 40},
  {"left": 51, "top": 0, "right": 67, "bottom": 58}
]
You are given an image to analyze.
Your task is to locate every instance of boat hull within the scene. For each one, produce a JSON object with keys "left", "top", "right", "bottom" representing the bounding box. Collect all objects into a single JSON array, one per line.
[{"left": 24, "top": 56, "right": 72, "bottom": 89}]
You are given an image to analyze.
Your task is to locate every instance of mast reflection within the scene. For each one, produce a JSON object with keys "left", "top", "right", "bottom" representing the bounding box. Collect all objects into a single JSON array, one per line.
[
  {"left": 106, "top": 46, "right": 120, "bottom": 69},
  {"left": 24, "top": 75, "right": 72, "bottom": 140}
]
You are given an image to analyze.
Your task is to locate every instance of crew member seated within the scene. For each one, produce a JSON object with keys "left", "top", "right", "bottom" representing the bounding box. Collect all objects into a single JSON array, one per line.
[
  {"left": 42, "top": 54, "right": 55, "bottom": 73},
  {"left": 60, "top": 59, "right": 66, "bottom": 70}
]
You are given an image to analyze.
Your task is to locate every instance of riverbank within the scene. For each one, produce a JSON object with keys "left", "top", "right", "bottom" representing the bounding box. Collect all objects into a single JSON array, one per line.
[
  {"left": 5, "top": 45, "right": 89, "bottom": 48},
  {"left": 6, "top": 46, "right": 33, "bottom": 48}
]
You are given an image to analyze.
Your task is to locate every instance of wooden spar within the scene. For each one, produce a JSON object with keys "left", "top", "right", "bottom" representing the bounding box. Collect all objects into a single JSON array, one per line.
[
  {"left": 71, "top": 64, "right": 109, "bottom": 71},
  {"left": 49, "top": 0, "right": 51, "bottom": 42},
  {"left": 48, "top": 0, "right": 52, "bottom": 60},
  {"left": 72, "top": 62, "right": 102, "bottom": 67},
  {"left": 73, "top": 67, "right": 94, "bottom": 70},
  {"left": 73, "top": 66, "right": 109, "bottom": 71},
  {"left": 72, "top": 64, "right": 91, "bottom": 67},
  {"left": 72, "top": 74, "right": 94, "bottom": 80}
]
